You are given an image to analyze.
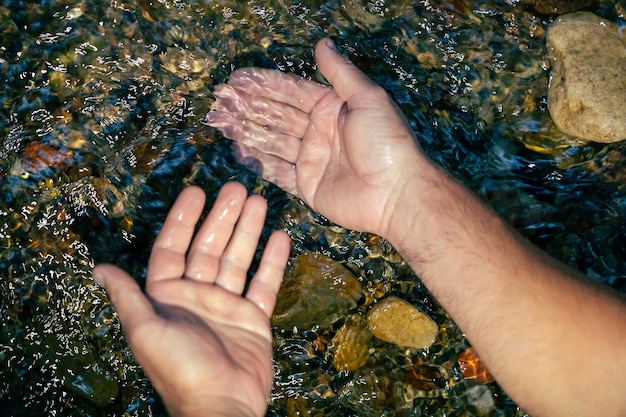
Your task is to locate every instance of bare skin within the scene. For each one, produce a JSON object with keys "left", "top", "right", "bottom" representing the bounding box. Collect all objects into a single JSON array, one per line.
[
  {"left": 93, "top": 183, "right": 290, "bottom": 417},
  {"left": 207, "top": 38, "right": 626, "bottom": 417}
]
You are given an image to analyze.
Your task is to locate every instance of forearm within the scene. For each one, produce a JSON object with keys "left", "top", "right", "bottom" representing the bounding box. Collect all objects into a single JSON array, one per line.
[{"left": 384, "top": 160, "right": 626, "bottom": 417}]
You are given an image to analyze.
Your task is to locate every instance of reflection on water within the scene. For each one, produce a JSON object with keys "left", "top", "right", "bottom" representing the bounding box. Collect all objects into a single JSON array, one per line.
[{"left": 1, "top": 0, "right": 625, "bottom": 415}]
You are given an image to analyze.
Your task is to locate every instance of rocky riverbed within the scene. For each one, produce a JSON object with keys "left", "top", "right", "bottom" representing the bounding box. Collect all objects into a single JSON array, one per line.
[{"left": 1, "top": 0, "right": 624, "bottom": 416}]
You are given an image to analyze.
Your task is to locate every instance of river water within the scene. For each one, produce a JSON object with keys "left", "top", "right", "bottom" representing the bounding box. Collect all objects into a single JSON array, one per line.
[{"left": 1, "top": 0, "right": 625, "bottom": 415}]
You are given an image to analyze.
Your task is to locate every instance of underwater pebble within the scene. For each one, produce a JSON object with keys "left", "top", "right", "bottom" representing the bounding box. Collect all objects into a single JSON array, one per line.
[
  {"left": 547, "top": 12, "right": 626, "bottom": 143},
  {"left": 330, "top": 314, "right": 372, "bottom": 371},
  {"left": 465, "top": 385, "right": 496, "bottom": 415},
  {"left": 11, "top": 142, "right": 74, "bottom": 177},
  {"left": 403, "top": 361, "right": 449, "bottom": 391},
  {"left": 367, "top": 296, "right": 438, "bottom": 349},
  {"left": 458, "top": 347, "right": 494, "bottom": 384},
  {"left": 271, "top": 252, "right": 362, "bottom": 330}
]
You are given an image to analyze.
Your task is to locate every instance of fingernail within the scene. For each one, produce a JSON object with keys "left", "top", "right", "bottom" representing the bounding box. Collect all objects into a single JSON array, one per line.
[{"left": 326, "top": 38, "right": 337, "bottom": 51}]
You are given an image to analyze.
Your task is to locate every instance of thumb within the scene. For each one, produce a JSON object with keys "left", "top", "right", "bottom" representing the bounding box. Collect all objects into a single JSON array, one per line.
[
  {"left": 314, "top": 38, "right": 382, "bottom": 103},
  {"left": 93, "top": 264, "right": 158, "bottom": 334}
]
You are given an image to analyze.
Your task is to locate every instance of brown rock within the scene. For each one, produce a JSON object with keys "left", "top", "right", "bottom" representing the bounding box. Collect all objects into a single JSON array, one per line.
[
  {"left": 403, "top": 360, "right": 448, "bottom": 391},
  {"left": 547, "top": 12, "right": 626, "bottom": 143},
  {"left": 16, "top": 142, "right": 74, "bottom": 175},
  {"left": 330, "top": 314, "right": 372, "bottom": 371},
  {"left": 272, "top": 252, "right": 362, "bottom": 330},
  {"left": 458, "top": 347, "right": 495, "bottom": 384},
  {"left": 366, "top": 296, "right": 438, "bottom": 349}
]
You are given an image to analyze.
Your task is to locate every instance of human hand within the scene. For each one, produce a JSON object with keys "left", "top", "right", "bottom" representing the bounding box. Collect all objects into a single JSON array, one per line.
[
  {"left": 93, "top": 182, "right": 291, "bottom": 417},
  {"left": 207, "top": 38, "right": 431, "bottom": 237}
]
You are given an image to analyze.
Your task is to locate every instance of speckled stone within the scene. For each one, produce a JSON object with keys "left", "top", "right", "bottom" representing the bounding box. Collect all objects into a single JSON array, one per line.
[
  {"left": 547, "top": 12, "right": 626, "bottom": 143},
  {"left": 366, "top": 296, "right": 439, "bottom": 350}
]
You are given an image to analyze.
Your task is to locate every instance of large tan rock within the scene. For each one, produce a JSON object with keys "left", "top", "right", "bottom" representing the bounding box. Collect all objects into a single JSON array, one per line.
[
  {"left": 547, "top": 12, "right": 626, "bottom": 143},
  {"left": 366, "top": 296, "right": 438, "bottom": 349}
]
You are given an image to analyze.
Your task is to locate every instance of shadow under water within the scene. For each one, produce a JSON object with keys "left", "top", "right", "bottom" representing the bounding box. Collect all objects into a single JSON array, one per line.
[{"left": 1, "top": 0, "right": 625, "bottom": 415}]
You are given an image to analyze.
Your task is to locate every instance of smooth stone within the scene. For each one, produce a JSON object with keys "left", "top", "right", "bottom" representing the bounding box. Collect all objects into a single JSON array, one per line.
[
  {"left": 330, "top": 314, "right": 372, "bottom": 371},
  {"left": 403, "top": 361, "right": 448, "bottom": 391},
  {"left": 36, "top": 334, "right": 119, "bottom": 407},
  {"left": 366, "top": 296, "right": 439, "bottom": 349},
  {"left": 458, "top": 347, "right": 495, "bottom": 384},
  {"left": 547, "top": 12, "right": 626, "bottom": 143},
  {"left": 272, "top": 252, "right": 362, "bottom": 331},
  {"left": 465, "top": 385, "right": 496, "bottom": 416},
  {"left": 63, "top": 370, "right": 119, "bottom": 408}
]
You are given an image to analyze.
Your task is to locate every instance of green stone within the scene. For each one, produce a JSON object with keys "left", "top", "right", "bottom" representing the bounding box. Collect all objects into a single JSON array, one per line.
[{"left": 272, "top": 252, "right": 362, "bottom": 331}]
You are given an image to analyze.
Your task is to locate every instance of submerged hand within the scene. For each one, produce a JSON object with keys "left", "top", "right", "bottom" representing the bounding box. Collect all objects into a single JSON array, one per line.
[
  {"left": 93, "top": 182, "right": 291, "bottom": 417},
  {"left": 207, "top": 38, "right": 429, "bottom": 236}
]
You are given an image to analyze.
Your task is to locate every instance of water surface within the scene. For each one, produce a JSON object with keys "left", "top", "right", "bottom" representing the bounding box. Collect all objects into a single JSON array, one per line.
[{"left": 1, "top": 0, "right": 625, "bottom": 415}]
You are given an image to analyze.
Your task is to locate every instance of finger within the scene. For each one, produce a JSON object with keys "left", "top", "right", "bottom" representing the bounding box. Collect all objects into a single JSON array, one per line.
[
  {"left": 214, "top": 194, "right": 268, "bottom": 293},
  {"left": 246, "top": 230, "right": 291, "bottom": 317},
  {"left": 314, "top": 38, "right": 388, "bottom": 105},
  {"left": 93, "top": 264, "right": 160, "bottom": 335},
  {"left": 206, "top": 108, "right": 302, "bottom": 164},
  {"left": 233, "top": 143, "right": 298, "bottom": 196},
  {"left": 211, "top": 84, "right": 311, "bottom": 138},
  {"left": 147, "top": 186, "right": 206, "bottom": 284},
  {"left": 226, "top": 67, "right": 330, "bottom": 114},
  {"left": 185, "top": 182, "right": 248, "bottom": 282}
]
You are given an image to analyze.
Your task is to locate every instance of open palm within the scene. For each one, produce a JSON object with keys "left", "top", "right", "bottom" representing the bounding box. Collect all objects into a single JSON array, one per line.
[
  {"left": 93, "top": 183, "right": 290, "bottom": 417},
  {"left": 207, "top": 39, "right": 425, "bottom": 236}
]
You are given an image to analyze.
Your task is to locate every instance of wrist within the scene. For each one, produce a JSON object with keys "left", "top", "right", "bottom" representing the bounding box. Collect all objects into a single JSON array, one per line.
[
  {"left": 380, "top": 158, "right": 448, "bottom": 267},
  {"left": 381, "top": 158, "right": 504, "bottom": 278}
]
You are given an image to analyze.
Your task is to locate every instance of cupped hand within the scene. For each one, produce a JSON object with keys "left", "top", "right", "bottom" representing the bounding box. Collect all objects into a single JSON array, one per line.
[
  {"left": 93, "top": 182, "right": 291, "bottom": 417},
  {"left": 207, "top": 38, "right": 428, "bottom": 237}
]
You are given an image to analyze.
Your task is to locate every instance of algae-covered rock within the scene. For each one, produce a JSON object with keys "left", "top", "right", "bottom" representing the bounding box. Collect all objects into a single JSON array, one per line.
[
  {"left": 35, "top": 333, "right": 119, "bottom": 407},
  {"left": 367, "top": 296, "right": 438, "bottom": 349},
  {"left": 330, "top": 314, "right": 372, "bottom": 371},
  {"left": 272, "top": 252, "right": 362, "bottom": 330},
  {"left": 547, "top": 12, "right": 626, "bottom": 143},
  {"left": 403, "top": 361, "right": 448, "bottom": 391}
]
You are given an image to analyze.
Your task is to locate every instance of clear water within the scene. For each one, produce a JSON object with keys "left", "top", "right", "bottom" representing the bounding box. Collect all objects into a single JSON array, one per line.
[{"left": 1, "top": 0, "right": 625, "bottom": 415}]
